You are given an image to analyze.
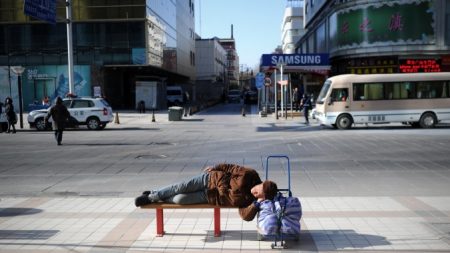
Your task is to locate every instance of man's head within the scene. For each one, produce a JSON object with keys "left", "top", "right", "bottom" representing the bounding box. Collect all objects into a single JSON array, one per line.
[
  {"left": 251, "top": 180, "right": 278, "bottom": 200},
  {"left": 55, "top": 96, "right": 63, "bottom": 105}
]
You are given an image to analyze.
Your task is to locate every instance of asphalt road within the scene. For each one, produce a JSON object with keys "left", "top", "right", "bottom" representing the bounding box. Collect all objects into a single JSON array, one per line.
[{"left": 1, "top": 103, "right": 449, "bottom": 198}]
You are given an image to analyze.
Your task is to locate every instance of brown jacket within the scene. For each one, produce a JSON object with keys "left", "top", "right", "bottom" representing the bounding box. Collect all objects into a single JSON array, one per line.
[{"left": 206, "top": 164, "right": 261, "bottom": 221}]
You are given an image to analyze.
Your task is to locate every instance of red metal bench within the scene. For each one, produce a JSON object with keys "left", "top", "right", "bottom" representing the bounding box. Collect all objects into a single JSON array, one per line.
[{"left": 140, "top": 203, "right": 236, "bottom": 237}]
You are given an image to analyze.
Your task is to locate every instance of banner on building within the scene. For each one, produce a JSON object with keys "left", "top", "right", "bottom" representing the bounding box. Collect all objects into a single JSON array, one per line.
[
  {"left": 260, "top": 54, "right": 330, "bottom": 74},
  {"left": 331, "top": 0, "right": 435, "bottom": 48}
]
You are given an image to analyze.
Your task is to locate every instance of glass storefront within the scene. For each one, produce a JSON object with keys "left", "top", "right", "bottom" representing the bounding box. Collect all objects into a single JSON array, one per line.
[{"left": 0, "top": 22, "right": 145, "bottom": 66}]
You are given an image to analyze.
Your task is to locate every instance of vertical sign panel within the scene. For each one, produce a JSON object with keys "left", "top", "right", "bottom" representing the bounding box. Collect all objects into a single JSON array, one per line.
[{"left": 24, "top": 0, "right": 56, "bottom": 24}]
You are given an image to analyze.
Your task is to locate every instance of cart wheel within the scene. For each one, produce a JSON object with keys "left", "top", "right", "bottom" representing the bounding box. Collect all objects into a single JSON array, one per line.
[{"left": 257, "top": 233, "right": 263, "bottom": 241}]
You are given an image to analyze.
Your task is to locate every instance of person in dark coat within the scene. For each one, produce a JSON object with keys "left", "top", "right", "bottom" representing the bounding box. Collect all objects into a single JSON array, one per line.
[
  {"left": 5, "top": 97, "right": 16, "bottom": 133},
  {"left": 45, "top": 97, "right": 70, "bottom": 145},
  {"left": 135, "top": 163, "right": 278, "bottom": 221},
  {"left": 183, "top": 91, "right": 191, "bottom": 117},
  {"left": 300, "top": 93, "right": 312, "bottom": 124},
  {"left": 293, "top": 88, "right": 300, "bottom": 111},
  {"left": 0, "top": 100, "right": 3, "bottom": 133}
]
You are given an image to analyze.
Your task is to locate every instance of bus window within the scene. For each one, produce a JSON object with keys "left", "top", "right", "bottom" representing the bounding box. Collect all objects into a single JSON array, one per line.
[
  {"left": 317, "top": 80, "right": 331, "bottom": 104},
  {"left": 384, "top": 82, "right": 412, "bottom": 99},
  {"left": 353, "top": 84, "right": 364, "bottom": 100},
  {"left": 353, "top": 83, "right": 383, "bottom": 100},
  {"left": 416, "top": 81, "right": 448, "bottom": 99},
  {"left": 365, "top": 83, "right": 383, "bottom": 100},
  {"left": 331, "top": 88, "right": 348, "bottom": 101}
]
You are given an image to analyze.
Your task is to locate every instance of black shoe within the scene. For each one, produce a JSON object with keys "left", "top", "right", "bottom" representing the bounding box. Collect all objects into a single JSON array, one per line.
[
  {"left": 57, "top": 143, "right": 62, "bottom": 146},
  {"left": 135, "top": 194, "right": 152, "bottom": 207}
]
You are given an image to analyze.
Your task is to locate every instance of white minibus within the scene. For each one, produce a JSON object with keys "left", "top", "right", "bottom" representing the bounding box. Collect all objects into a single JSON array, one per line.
[{"left": 315, "top": 73, "right": 450, "bottom": 129}]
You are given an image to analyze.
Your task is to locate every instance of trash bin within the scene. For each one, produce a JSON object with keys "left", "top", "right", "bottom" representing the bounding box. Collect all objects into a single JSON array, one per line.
[{"left": 168, "top": 106, "right": 183, "bottom": 121}]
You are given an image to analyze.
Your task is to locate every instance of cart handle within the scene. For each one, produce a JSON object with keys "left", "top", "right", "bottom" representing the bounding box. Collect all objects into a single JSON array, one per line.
[{"left": 265, "top": 155, "right": 291, "bottom": 197}]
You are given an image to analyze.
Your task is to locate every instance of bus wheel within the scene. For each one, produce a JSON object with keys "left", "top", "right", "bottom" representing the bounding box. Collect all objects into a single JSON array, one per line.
[
  {"left": 336, "top": 114, "right": 353, "bottom": 129},
  {"left": 419, "top": 112, "right": 437, "bottom": 128}
]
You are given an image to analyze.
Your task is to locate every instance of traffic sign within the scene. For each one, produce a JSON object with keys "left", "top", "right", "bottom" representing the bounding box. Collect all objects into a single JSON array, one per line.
[
  {"left": 264, "top": 77, "right": 272, "bottom": 86},
  {"left": 24, "top": 0, "right": 56, "bottom": 24},
  {"left": 255, "top": 72, "right": 265, "bottom": 89}
]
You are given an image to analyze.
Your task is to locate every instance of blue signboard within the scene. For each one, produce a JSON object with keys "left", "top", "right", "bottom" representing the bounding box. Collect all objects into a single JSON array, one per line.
[
  {"left": 24, "top": 0, "right": 56, "bottom": 24},
  {"left": 261, "top": 54, "right": 329, "bottom": 67},
  {"left": 255, "top": 72, "right": 265, "bottom": 89}
]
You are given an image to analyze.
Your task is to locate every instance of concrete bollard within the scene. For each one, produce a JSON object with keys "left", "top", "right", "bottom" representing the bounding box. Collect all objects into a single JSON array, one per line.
[{"left": 114, "top": 112, "right": 120, "bottom": 124}]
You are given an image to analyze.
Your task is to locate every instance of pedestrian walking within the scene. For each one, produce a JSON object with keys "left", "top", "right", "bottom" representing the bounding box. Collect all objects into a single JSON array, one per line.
[
  {"left": 135, "top": 163, "right": 278, "bottom": 221},
  {"left": 138, "top": 100, "right": 146, "bottom": 114},
  {"left": 183, "top": 91, "right": 191, "bottom": 117},
  {"left": 5, "top": 97, "right": 17, "bottom": 133},
  {"left": 293, "top": 88, "right": 300, "bottom": 111},
  {"left": 0, "top": 100, "right": 4, "bottom": 133},
  {"left": 45, "top": 97, "right": 70, "bottom": 146},
  {"left": 300, "top": 93, "right": 312, "bottom": 124}
]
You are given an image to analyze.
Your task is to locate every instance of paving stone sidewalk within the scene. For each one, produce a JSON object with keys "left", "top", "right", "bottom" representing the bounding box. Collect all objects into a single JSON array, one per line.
[{"left": 1, "top": 196, "right": 449, "bottom": 252}]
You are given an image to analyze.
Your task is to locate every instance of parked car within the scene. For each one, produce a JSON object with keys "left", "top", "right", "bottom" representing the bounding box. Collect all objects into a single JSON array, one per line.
[
  {"left": 227, "top": 89, "right": 242, "bottom": 103},
  {"left": 28, "top": 97, "right": 114, "bottom": 131},
  {"left": 245, "top": 90, "right": 258, "bottom": 104},
  {"left": 167, "top": 86, "right": 184, "bottom": 106},
  {"left": 0, "top": 104, "right": 7, "bottom": 132}
]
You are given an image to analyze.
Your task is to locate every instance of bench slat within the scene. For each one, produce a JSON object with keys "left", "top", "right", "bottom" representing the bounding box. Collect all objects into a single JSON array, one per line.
[{"left": 140, "top": 203, "right": 225, "bottom": 209}]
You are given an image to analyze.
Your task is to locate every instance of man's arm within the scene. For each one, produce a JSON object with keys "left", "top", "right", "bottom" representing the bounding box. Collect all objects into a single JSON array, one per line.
[
  {"left": 238, "top": 202, "right": 259, "bottom": 221},
  {"left": 45, "top": 107, "right": 52, "bottom": 122}
]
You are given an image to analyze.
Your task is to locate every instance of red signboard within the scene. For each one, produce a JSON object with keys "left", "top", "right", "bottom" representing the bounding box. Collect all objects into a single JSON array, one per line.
[{"left": 399, "top": 59, "right": 441, "bottom": 73}]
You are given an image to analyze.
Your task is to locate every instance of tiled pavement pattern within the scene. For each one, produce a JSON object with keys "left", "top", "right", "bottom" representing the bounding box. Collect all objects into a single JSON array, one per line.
[{"left": 1, "top": 196, "right": 449, "bottom": 252}]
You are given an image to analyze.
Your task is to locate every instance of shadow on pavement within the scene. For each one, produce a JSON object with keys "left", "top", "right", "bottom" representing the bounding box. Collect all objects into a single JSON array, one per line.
[
  {"left": 181, "top": 118, "right": 204, "bottom": 122},
  {"left": 63, "top": 143, "right": 151, "bottom": 146},
  {"left": 256, "top": 124, "right": 326, "bottom": 132},
  {"left": 198, "top": 229, "right": 390, "bottom": 251},
  {"left": 0, "top": 208, "right": 43, "bottom": 217},
  {"left": 0, "top": 230, "right": 58, "bottom": 240}
]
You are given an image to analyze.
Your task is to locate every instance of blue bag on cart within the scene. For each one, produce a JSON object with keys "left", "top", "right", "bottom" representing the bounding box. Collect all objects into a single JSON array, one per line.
[
  {"left": 257, "top": 200, "right": 279, "bottom": 236},
  {"left": 257, "top": 193, "right": 302, "bottom": 237}
]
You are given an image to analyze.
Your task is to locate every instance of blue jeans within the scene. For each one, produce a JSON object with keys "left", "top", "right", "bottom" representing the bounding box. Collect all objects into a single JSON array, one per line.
[{"left": 155, "top": 173, "right": 209, "bottom": 204}]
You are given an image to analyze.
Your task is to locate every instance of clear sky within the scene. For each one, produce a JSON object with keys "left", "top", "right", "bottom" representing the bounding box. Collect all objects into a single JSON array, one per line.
[{"left": 195, "top": 0, "right": 286, "bottom": 71}]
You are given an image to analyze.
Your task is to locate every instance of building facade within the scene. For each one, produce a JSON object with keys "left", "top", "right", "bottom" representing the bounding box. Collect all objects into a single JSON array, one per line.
[
  {"left": 218, "top": 26, "right": 239, "bottom": 90},
  {"left": 0, "top": 0, "right": 196, "bottom": 110},
  {"left": 195, "top": 37, "right": 227, "bottom": 103},
  {"left": 297, "top": 0, "right": 450, "bottom": 75},
  {"left": 281, "top": 0, "right": 306, "bottom": 54}
]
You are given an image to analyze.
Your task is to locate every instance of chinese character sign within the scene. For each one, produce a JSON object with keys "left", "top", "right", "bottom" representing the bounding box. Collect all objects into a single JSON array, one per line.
[{"left": 333, "top": 1, "right": 434, "bottom": 48}]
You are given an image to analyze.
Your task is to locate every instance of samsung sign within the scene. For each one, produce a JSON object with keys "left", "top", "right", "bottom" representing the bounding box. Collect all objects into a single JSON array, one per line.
[{"left": 261, "top": 54, "right": 329, "bottom": 67}]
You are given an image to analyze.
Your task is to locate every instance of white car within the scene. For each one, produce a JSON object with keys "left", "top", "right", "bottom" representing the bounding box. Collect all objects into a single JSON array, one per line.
[
  {"left": 28, "top": 97, "right": 113, "bottom": 131},
  {"left": 0, "top": 105, "right": 7, "bottom": 131}
]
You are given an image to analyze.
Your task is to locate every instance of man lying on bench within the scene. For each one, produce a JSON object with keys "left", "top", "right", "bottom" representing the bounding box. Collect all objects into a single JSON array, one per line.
[{"left": 135, "top": 163, "right": 278, "bottom": 221}]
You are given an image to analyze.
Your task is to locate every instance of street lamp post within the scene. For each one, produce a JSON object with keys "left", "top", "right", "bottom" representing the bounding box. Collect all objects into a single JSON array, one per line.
[{"left": 11, "top": 66, "right": 25, "bottom": 129}]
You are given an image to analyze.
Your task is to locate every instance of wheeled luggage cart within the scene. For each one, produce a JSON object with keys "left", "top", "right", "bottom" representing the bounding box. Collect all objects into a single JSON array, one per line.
[{"left": 257, "top": 155, "right": 299, "bottom": 249}]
